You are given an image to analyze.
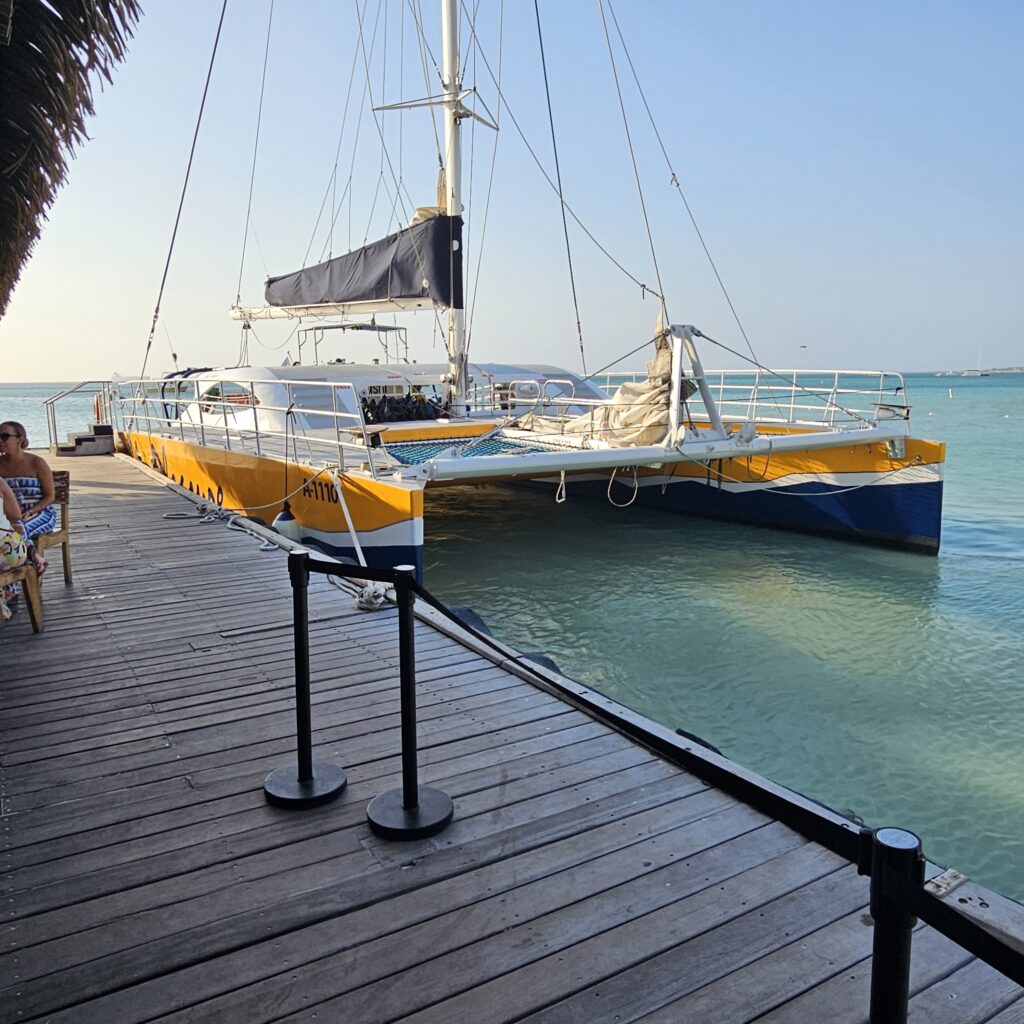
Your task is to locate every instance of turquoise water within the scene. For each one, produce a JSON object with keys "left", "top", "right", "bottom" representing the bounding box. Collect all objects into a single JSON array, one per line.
[
  {"left": 1, "top": 383, "right": 97, "bottom": 450},
  {"left": 4, "top": 376, "right": 1023, "bottom": 899},
  {"left": 421, "top": 373, "right": 1024, "bottom": 900}
]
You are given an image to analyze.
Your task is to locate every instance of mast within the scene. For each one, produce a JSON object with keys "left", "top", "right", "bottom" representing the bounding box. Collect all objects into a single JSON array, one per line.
[{"left": 441, "top": 0, "right": 467, "bottom": 416}]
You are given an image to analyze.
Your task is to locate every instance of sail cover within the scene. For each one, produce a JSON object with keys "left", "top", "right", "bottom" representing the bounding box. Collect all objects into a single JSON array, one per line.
[{"left": 264, "top": 215, "right": 463, "bottom": 309}]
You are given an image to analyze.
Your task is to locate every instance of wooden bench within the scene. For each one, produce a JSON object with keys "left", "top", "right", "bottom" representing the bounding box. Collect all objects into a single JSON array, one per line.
[
  {"left": 34, "top": 469, "right": 71, "bottom": 584},
  {"left": 0, "top": 562, "right": 43, "bottom": 632}
]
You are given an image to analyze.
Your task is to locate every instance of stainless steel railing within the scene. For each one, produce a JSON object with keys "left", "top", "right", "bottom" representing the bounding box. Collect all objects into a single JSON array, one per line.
[{"left": 596, "top": 368, "right": 907, "bottom": 429}]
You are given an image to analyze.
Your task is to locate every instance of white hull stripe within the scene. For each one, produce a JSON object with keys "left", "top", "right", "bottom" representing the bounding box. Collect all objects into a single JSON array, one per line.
[
  {"left": 670, "top": 462, "right": 943, "bottom": 494},
  {"left": 299, "top": 517, "right": 423, "bottom": 550},
  {"left": 534, "top": 462, "right": 942, "bottom": 492}
]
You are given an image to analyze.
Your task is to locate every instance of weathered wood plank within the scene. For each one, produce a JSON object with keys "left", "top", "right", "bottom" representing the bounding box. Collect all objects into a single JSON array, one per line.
[{"left": 3, "top": 454, "right": 1016, "bottom": 1024}]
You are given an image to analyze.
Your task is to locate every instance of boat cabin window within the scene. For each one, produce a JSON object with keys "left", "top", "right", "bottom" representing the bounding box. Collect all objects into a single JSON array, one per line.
[
  {"left": 200, "top": 381, "right": 258, "bottom": 412},
  {"left": 288, "top": 384, "right": 359, "bottom": 417}
]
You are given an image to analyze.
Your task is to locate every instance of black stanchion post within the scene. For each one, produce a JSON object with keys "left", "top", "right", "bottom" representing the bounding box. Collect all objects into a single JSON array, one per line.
[
  {"left": 264, "top": 548, "right": 348, "bottom": 808},
  {"left": 868, "top": 827, "right": 924, "bottom": 1024},
  {"left": 366, "top": 565, "right": 454, "bottom": 840}
]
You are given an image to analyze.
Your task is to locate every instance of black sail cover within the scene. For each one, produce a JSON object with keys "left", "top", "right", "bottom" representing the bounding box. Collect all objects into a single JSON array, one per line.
[{"left": 264, "top": 215, "right": 463, "bottom": 309}]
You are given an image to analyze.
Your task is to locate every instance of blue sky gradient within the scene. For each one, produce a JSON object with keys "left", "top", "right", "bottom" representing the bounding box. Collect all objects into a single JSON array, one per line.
[{"left": 3, "top": 0, "right": 1021, "bottom": 379}]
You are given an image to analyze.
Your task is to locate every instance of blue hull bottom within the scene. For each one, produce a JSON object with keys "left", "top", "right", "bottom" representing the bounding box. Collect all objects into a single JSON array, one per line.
[
  {"left": 616, "top": 476, "right": 944, "bottom": 554},
  {"left": 300, "top": 537, "right": 425, "bottom": 581}
]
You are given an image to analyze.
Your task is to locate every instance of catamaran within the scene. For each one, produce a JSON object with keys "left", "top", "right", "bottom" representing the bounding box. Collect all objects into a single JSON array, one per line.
[{"left": 113, "top": 2, "right": 945, "bottom": 577}]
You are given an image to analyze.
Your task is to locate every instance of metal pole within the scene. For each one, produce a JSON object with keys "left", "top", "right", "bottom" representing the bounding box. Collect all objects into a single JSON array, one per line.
[
  {"left": 263, "top": 547, "right": 347, "bottom": 808},
  {"left": 366, "top": 564, "right": 454, "bottom": 840},
  {"left": 291, "top": 549, "right": 313, "bottom": 783},
  {"left": 441, "top": 0, "right": 467, "bottom": 416},
  {"left": 868, "top": 827, "right": 924, "bottom": 1024},
  {"left": 397, "top": 569, "right": 420, "bottom": 809}
]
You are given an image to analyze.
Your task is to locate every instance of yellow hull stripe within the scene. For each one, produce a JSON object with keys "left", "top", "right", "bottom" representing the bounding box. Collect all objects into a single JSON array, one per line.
[{"left": 123, "top": 433, "right": 422, "bottom": 532}]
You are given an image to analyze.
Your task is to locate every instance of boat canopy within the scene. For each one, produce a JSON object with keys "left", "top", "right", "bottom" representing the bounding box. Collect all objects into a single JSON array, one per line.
[{"left": 264, "top": 214, "right": 463, "bottom": 310}]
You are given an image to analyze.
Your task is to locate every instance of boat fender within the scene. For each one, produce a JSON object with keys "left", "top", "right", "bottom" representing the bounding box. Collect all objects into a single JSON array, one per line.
[
  {"left": 449, "top": 605, "right": 492, "bottom": 637},
  {"left": 674, "top": 727, "right": 723, "bottom": 756}
]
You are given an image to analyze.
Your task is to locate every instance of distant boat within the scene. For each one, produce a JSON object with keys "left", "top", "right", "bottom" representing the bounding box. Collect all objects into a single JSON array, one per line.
[{"left": 963, "top": 350, "right": 989, "bottom": 376}]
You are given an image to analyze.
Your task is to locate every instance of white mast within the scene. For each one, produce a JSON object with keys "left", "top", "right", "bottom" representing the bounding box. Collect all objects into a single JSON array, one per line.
[{"left": 441, "top": 0, "right": 467, "bottom": 416}]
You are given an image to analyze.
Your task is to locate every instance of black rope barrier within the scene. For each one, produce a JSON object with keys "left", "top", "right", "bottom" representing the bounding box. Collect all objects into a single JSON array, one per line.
[
  {"left": 263, "top": 549, "right": 348, "bottom": 808},
  {"left": 264, "top": 548, "right": 1024, "bottom": 1001},
  {"left": 264, "top": 552, "right": 453, "bottom": 839}
]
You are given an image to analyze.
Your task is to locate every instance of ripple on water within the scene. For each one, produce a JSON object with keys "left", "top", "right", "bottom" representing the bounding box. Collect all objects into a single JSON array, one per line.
[{"left": 424, "top": 437, "right": 1024, "bottom": 900}]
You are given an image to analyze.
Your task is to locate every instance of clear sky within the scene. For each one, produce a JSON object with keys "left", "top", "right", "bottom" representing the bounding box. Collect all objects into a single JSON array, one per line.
[{"left": 2, "top": 0, "right": 1021, "bottom": 381}]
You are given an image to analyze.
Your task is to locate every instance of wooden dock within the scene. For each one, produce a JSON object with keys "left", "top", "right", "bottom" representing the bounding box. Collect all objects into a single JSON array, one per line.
[{"left": 2, "top": 453, "right": 1021, "bottom": 1023}]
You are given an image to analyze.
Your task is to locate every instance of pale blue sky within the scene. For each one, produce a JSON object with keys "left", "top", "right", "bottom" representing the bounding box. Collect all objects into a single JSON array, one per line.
[{"left": 3, "top": 0, "right": 1021, "bottom": 380}]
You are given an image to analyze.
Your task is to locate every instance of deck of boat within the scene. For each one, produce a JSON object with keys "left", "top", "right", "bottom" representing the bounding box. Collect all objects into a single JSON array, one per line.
[{"left": 2, "top": 453, "right": 1021, "bottom": 1023}]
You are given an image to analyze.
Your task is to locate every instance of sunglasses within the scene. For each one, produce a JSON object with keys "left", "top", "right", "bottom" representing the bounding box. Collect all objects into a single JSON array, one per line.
[{"left": 0, "top": 433, "right": 21, "bottom": 441}]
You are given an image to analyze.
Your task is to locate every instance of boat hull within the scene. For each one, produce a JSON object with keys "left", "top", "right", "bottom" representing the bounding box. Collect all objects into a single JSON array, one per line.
[
  {"left": 122, "top": 432, "right": 426, "bottom": 577},
  {"left": 122, "top": 427, "right": 944, "bottom": 576},
  {"left": 544, "top": 437, "right": 944, "bottom": 554},
  {"left": 627, "top": 472, "right": 941, "bottom": 553}
]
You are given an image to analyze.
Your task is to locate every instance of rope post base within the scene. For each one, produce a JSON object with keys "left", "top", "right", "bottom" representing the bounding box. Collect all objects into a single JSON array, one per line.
[
  {"left": 264, "top": 548, "right": 347, "bottom": 809},
  {"left": 264, "top": 763, "right": 347, "bottom": 809},
  {"left": 366, "top": 785, "right": 454, "bottom": 840},
  {"left": 366, "top": 565, "right": 454, "bottom": 840}
]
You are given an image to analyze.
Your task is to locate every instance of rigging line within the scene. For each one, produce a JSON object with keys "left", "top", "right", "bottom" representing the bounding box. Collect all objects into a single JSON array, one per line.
[
  {"left": 463, "top": 4, "right": 478, "bottom": 343},
  {"left": 461, "top": 0, "right": 481, "bottom": 81},
  {"left": 301, "top": 0, "right": 366, "bottom": 267},
  {"left": 606, "top": 0, "right": 759, "bottom": 369},
  {"left": 317, "top": 0, "right": 384, "bottom": 263},
  {"left": 161, "top": 321, "right": 177, "bottom": 371},
  {"left": 692, "top": 328, "right": 873, "bottom": 425},
  {"left": 354, "top": 0, "right": 449, "bottom": 344},
  {"left": 138, "top": 0, "right": 227, "bottom": 384},
  {"left": 596, "top": 0, "right": 664, "bottom": 310},
  {"left": 465, "top": 0, "right": 503, "bottom": 355},
  {"left": 350, "top": 0, "right": 386, "bottom": 255},
  {"left": 406, "top": 0, "right": 444, "bottom": 165},
  {"left": 236, "top": 0, "right": 274, "bottom": 306},
  {"left": 534, "top": 0, "right": 588, "bottom": 376},
  {"left": 457, "top": 2, "right": 659, "bottom": 301},
  {"left": 576, "top": 333, "right": 660, "bottom": 387},
  {"left": 248, "top": 320, "right": 301, "bottom": 352}
]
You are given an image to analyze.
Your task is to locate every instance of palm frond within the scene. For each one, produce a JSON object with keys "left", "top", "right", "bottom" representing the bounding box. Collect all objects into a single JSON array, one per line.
[{"left": 0, "top": 0, "right": 142, "bottom": 316}]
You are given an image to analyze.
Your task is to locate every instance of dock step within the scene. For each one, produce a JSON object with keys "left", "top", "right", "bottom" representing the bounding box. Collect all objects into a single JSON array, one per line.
[{"left": 52, "top": 423, "right": 115, "bottom": 457}]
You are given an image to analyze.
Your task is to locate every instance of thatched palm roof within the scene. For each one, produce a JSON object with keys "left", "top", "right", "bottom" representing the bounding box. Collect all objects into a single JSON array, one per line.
[{"left": 0, "top": 0, "right": 141, "bottom": 316}]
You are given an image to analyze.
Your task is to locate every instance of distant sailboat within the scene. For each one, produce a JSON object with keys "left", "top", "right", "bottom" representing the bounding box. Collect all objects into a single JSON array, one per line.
[{"left": 962, "top": 349, "right": 988, "bottom": 376}]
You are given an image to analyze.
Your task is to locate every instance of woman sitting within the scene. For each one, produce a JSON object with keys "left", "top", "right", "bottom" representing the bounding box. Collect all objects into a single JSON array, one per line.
[
  {"left": 1, "top": 476, "right": 29, "bottom": 623},
  {"left": 0, "top": 421, "right": 55, "bottom": 574}
]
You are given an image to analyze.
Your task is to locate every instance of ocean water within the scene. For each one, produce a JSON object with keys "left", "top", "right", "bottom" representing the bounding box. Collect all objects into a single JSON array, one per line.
[
  {"left": 422, "top": 373, "right": 1024, "bottom": 900},
  {"left": 4, "top": 375, "right": 1023, "bottom": 899}
]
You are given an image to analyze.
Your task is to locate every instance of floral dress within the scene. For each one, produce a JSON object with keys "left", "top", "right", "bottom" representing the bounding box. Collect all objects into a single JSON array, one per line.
[
  {"left": 1, "top": 525, "right": 28, "bottom": 622},
  {"left": 4, "top": 477, "right": 57, "bottom": 539}
]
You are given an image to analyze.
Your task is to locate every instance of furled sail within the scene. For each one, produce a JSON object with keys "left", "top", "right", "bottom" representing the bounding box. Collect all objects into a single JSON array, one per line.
[{"left": 264, "top": 214, "right": 463, "bottom": 310}]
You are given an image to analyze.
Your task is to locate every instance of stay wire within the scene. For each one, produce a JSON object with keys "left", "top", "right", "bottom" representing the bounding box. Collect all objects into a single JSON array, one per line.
[
  {"left": 138, "top": 0, "right": 227, "bottom": 384},
  {"left": 464, "top": 0, "right": 503, "bottom": 357},
  {"left": 596, "top": 0, "right": 664, "bottom": 310},
  {"left": 534, "top": 0, "right": 588, "bottom": 376},
  {"left": 353, "top": 0, "right": 449, "bottom": 345},
  {"left": 236, "top": 0, "right": 274, "bottom": 306},
  {"left": 692, "top": 327, "right": 872, "bottom": 425},
  {"left": 301, "top": 0, "right": 366, "bottom": 267},
  {"left": 406, "top": 0, "right": 444, "bottom": 164},
  {"left": 458, "top": 1, "right": 660, "bottom": 303},
  {"left": 605, "top": 0, "right": 759, "bottom": 368}
]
